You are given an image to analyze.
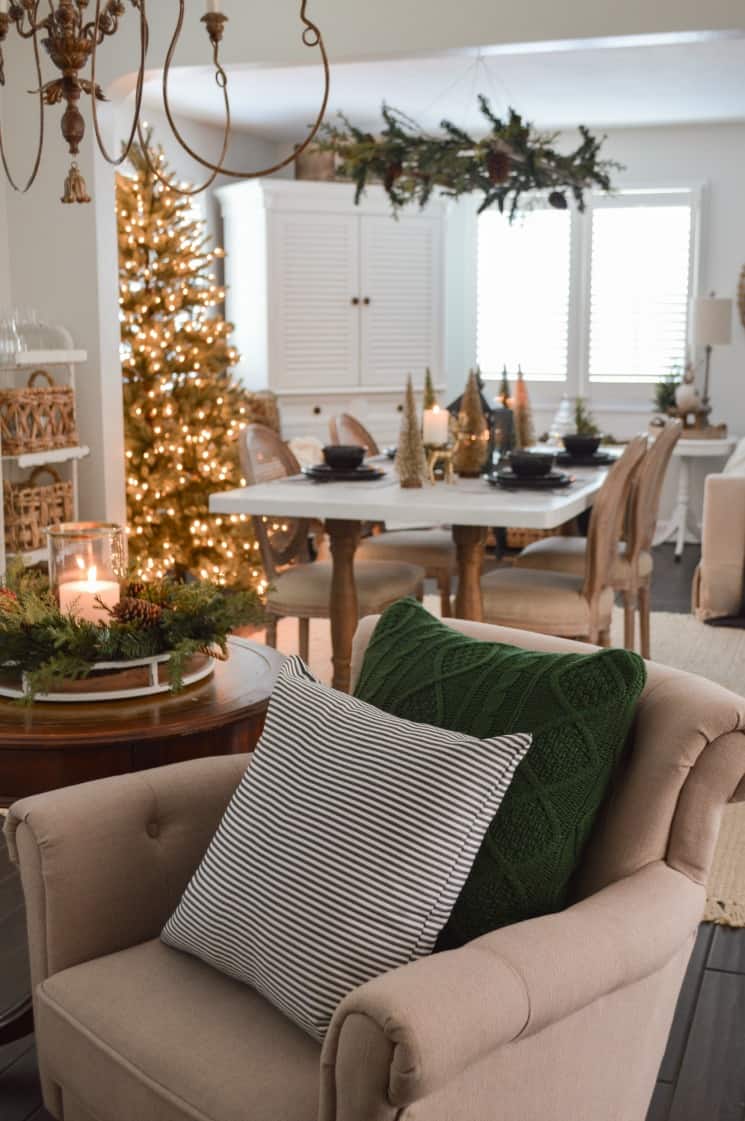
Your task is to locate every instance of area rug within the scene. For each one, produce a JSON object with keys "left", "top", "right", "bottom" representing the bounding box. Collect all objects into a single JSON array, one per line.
[{"left": 251, "top": 600, "right": 745, "bottom": 927}]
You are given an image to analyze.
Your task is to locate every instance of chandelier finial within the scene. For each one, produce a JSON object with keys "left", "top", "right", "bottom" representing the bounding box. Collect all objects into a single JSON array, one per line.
[{"left": 61, "top": 160, "right": 90, "bottom": 204}]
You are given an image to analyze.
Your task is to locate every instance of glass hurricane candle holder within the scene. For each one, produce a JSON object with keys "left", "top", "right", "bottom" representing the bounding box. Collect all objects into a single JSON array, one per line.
[{"left": 47, "top": 523, "right": 127, "bottom": 625}]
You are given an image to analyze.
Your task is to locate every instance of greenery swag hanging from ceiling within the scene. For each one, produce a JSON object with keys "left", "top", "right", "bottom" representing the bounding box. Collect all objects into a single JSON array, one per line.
[{"left": 319, "top": 96, "right": 620, "bottom": 218}]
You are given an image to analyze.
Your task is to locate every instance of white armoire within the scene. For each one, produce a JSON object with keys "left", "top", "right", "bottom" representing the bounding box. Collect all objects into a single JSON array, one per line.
[{"left": 216, "top": 179, "right": 447, "bottom": 443}]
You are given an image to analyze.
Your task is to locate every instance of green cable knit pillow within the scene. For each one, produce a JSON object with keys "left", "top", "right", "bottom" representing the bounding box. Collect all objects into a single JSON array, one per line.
[{"left": 354, "top": 598, "right": 646, "bottom": 949}]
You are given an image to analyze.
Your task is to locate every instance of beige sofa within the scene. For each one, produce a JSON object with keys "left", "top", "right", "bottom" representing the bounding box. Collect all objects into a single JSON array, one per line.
[
  {"left": 693, "top": 473, "right": 745, "bottom": 619},
  {"left": 6, "top": 616, "right": 745, "bottom": 1121}
]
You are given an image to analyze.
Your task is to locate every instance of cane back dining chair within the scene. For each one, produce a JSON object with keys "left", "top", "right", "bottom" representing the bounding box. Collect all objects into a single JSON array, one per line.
[
  {"left": 329, "top": 414, "right": 381, "bottom": 455},
  {"left": 513, "top": 421, "right": 681, "bottom": 656},
  {"left": 240, "top": 424, "right": 425, "bottom": 660},
  {"left": 480, "top": 436, "right": 648, "bottom": 645},
  {"left": 329, "top": 413, "right": 457, "bottom": 616}
]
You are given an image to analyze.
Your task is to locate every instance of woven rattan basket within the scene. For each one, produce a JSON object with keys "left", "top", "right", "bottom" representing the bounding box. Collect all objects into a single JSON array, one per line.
[
  {"left": 0, "top": 368, "right": 79, "bottom": 455},
  {"left": 3, "top": 466, "right": 73, "bottom": 554}
]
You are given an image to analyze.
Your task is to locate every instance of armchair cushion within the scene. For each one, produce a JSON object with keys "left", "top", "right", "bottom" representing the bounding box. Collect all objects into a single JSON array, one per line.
[
  {"left": 162, "top": 655, "right": 531, "bottom": 1042},
  {"left": 354, "top": 598, "right": 646, "bottom": 948},
  {"left": 37, "top": 938, "right": 320, "bottom": 1121}
]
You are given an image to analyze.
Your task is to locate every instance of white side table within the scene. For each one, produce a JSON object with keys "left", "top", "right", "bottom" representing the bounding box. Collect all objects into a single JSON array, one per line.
[{"left": 654, "top": 436, "right": 736, "bottom": 561}]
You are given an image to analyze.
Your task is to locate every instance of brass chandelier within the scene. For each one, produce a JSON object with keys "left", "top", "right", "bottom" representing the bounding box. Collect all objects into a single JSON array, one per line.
[{"left": 0, "top": 0, "right": 329, "bottom": 204}]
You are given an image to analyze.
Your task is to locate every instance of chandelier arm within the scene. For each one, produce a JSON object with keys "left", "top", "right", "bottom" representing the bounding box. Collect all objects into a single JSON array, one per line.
[
  {"left": 134, "top": 110, "right": 228, "bottom": 198},
  {"left": 160, "top": 0, "right": 330, "bottom": 180},
  {"left": 0, "top": 15, "right": 45, "bottom": 192},
  {"left": 89, "top": 0, "right": 150, "bottom": 167},
  {"left": 7, "top": 1, "right": 43, "bottom": 40}
]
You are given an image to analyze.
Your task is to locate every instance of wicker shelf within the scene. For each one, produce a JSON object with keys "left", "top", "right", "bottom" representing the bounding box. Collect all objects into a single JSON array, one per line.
[
  {"left": 2, "top": 445, "right": 90, "bottom": 468},
  {"left": 1, "top": 351, "right": 86, "bottom": 576},
  {"left": 6, "top": 547, "right": 47, "bottom": 567},
  {"left": 2, "top": 350, "right": 88, "bottom": 369}
]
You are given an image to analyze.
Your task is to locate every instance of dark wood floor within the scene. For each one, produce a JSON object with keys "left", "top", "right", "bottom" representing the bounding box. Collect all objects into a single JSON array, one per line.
[{"left": 1, "top": 543, "right": 743, "bottom": 1121}]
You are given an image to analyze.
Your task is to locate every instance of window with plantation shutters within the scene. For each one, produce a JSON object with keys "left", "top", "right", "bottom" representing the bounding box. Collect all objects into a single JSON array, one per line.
[
  {"left": 477, "top": 206, "right": 571, "bottom": 381},
  {"left": 474, "top": 188, "right": 696, "bottom": 395},
  {"left": 588, "top": 195, "right": 693, "bottom": 383}
]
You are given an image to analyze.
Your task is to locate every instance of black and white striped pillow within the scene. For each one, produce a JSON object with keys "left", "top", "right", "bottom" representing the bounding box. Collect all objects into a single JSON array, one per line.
[{"left": 162, "top": 656, "right": 531, "bottom": 1041}]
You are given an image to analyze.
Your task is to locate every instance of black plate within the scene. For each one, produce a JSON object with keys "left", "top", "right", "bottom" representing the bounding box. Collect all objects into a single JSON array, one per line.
[
  {"left": 302, "top": 464, "right": 386, "bottom": 482},
  {"left": 555, "top": 451, "right": 613, "bottom": 467},
  {"left": 487, "top": 470, "right": 573, "bottom": 490}
]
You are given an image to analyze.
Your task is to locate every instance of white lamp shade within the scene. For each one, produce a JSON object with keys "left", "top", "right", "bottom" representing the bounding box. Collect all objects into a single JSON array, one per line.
[{"left": 694, "top": 297, "right": 732, "bottom": 347}]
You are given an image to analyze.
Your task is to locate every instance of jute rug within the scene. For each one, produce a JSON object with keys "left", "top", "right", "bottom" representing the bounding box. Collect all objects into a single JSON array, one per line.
[{"left": 255, "top": 600, "right": 745, "bottom": 926}]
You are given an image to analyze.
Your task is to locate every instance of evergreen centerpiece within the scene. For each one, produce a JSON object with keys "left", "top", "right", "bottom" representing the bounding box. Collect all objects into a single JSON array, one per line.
[
  {"left": 320, "top": 97, "right": 619, "bottom": 219},
  {"left": 117, "top": 139, "right": 264, "bottom": 592},
  {"left": 0, "top": 563, "right": 262, "bottom": 702}
]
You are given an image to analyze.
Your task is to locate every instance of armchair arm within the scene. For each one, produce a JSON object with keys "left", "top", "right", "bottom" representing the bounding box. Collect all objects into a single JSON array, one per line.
[
  {"left": 695, "top": 473, "right": 745, "bottom": 619},
  {"left": 320, "top": 861, "right": 704, "bottom": 1120},
  {"left": 4, "top": 754, "right": 247, "bottom": 985}
]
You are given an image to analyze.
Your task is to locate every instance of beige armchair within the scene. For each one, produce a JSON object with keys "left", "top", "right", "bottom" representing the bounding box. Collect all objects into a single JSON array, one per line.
[
  {"left": 6, "top": 616, "right": 745, "bottom": 1121},
  {"left": 692, "top": 473, "right": 745, "bottom": 620}
]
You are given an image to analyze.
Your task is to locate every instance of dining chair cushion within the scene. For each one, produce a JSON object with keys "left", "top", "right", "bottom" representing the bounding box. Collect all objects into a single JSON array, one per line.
[
  {"left": 354, "top": 598, "right": 646, "bottom": 948},
  {"left": 162, "top": 655, "right": 531, "bottom": 1042},
  {"left": 355, "top": 528, "right": 457, "bottom": 571},
  {"left": 267, "top": 559, "right": 425, "bottom": 618},
  {"left": 480, "top": 567, "right": 615, "bottom": 634},
  {"left": 514, "top": 535, "right": 653, "bottom": 584}
]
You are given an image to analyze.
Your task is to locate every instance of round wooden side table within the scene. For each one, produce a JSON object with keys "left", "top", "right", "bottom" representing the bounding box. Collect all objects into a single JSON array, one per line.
[{"left": 0, "top": 637, "right": 283, "bottom": 807}]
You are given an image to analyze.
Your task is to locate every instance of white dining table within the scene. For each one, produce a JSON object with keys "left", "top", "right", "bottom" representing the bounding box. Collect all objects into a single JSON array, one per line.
[{"left": 211, "top": 460, "right": 612, "bottom": 691}]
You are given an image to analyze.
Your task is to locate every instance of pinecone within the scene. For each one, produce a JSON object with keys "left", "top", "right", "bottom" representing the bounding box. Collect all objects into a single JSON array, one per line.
[
  {"left": 486, "top": 148, "right": 511, "bottom": 185},
  {"left": 125, "top": 580, "right": 147, "bottom": 599},
  {"left": 112, "top": 596, "right": 163, "bottom": 628}
]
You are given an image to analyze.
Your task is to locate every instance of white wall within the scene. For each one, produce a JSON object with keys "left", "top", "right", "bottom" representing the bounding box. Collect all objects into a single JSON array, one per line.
[
  {"left": 1, "top": 35, "right": 125, "bottom": 523},
  {"left": 0, "top": 179, "right": 10, "bottom": 311},
  {"left": 444, "top": 121, "right": 745, "bottom": 526},
  {"left": 120, "top": 106, "right": 286, "bottom": 253}
]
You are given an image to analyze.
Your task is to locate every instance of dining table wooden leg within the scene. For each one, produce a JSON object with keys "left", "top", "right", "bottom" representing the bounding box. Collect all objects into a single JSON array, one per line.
[
  {"left": 452, "top": 525, "right": 487, "bottom": 621},
  {"left": 326, "top": 519, "right": 361, "bottom": 693}
]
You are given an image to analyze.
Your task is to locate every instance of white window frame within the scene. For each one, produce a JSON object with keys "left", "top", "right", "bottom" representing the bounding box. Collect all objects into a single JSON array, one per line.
[{"left": 470, "top": 183, "right": 704, "bottom": 412}]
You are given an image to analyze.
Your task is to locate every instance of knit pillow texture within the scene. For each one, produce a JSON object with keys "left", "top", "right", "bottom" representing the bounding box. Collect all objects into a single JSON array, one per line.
[{"left": 354, "top": 598, "right": 646, "bottom": 949}]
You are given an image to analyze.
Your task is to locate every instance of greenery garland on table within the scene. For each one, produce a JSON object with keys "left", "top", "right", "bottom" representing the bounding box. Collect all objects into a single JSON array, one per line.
[
  {"left": 0, "top": 564, "right": 263, "bottom": 700},
  {"left": 319, "top": 96, "right": 620, "bottom": 218}
]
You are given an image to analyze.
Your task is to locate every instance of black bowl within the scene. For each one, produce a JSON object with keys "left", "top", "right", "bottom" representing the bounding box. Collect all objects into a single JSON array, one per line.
[
  {"left": 562, "top": 434, "right": 602, "bottom": 458},
  {"left": 507, "top": 451, "right": 556, "bottom": 478},
  {"left": 322, "top": 444, "right": 365, "bottom": 471}
]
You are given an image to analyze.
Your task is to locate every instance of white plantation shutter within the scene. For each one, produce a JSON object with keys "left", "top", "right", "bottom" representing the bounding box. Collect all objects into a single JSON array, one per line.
[
  {"left": 588, "top": 196, "right": 692, "bottom": 382},
  {"left": 477, "top": 206, "right": 571, "bottom": 380}
]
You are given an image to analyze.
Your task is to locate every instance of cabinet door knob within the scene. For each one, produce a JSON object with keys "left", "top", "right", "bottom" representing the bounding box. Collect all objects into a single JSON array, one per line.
[
  {"left": 351, "top": 297, "right": 360, "bottom": 306},
  {"left": 363, "top": 297, "right": 371, "bottom": 306}
]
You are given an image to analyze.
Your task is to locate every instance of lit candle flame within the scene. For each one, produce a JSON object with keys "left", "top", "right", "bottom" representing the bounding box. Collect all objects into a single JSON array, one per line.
[{"left": 86, "top": 566, "right": 98, "bottom": 589}]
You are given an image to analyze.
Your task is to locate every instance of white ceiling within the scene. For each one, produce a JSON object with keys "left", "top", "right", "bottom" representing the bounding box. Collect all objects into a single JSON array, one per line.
[{"left": 143, "top": 33, "right": 745, "bottom": 140}]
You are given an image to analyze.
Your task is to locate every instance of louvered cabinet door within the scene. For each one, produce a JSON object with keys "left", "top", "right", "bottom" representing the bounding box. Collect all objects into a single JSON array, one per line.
[
  {"left": 269, "top": 212, "right": 361, "bottom": 390},
  {"left": 358, "top": 214, "right": 444, "bottom": 388}
]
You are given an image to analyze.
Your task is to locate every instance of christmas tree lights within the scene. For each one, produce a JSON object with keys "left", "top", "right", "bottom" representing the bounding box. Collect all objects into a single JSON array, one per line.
[{"left": 117, "top": 140, "right": 265, "bottom": 592}]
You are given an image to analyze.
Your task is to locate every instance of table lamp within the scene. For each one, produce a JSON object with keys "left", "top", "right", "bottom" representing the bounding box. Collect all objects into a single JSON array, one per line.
[{"left": 693, "top": 294, "right": 732, "bottom": 417}]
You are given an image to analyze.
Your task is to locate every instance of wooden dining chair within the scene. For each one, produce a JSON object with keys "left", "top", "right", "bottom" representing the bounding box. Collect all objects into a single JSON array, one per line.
[
  {"left": 479, "top": 436, "right": 648, "bottom": 645},
  {"left": 328, "top": 414, "right": 380, "bottom": 455},
  {"left": 240, "top": 424, "right": 425, "bottom": 660},
  {"left": 328, "top": 413, "right": 457, "bottom": 616},
  {"left": 513, "top": 421, "right": 682, "bottom": 655}
]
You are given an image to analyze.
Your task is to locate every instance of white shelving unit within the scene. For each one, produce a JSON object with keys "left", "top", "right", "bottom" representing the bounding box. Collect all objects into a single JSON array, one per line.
[{"left": 0, "top": 350, "right": 90, "bottom": 576}]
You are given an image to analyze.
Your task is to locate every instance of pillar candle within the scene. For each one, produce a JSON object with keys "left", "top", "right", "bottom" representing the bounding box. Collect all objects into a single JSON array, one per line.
[
  {"left": 59, "top": 567, "right": 120, "bottom": 625},
  {"left": 422, "top": 405, "right": 450, "bottom": 447}
]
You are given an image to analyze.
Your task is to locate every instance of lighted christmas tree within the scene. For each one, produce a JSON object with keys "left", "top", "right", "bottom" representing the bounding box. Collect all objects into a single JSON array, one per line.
[{"left": 117, "top": 141, "right": 264, "bottom": 591}]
